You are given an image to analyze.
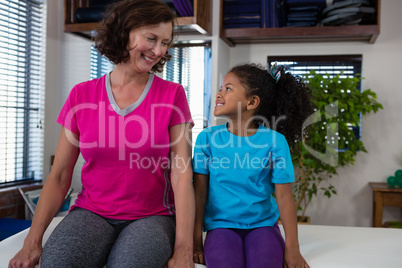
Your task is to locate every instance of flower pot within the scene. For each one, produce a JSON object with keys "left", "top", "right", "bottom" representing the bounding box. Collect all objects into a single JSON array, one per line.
[
  {"left": 297, "top": 216, "right": 311, "bottom": 225},
  {"left": 278, "top": 216, "right": 311, "bottom": 225}
]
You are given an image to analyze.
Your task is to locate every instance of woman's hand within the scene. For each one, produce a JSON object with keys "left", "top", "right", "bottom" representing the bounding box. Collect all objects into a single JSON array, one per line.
[
  {"left": 283, "top": 245, "right": 309, "bottom": 268},
  {"left": 9, "top": 242, "right": 42, "bottom": 268},
  {"left": 9, "top": 127, "right": 80, "bottom": 268},
  {"left": 166, "top": 246, "right": 194, "bottom": 268},
  {"left": 167, "top": 123, "right": 194, "bottom": 268}
]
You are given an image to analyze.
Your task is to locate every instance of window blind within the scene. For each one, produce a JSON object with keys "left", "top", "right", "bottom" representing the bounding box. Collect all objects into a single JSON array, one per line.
[
  {"left": 163, "top": 45, "right": 212, "bottom": 148},
  {"left": 267, "top": 55, "right": 362, "bottom": 79},
  {"left": 163, "top": 45, "right": 211, "bottom": 128},
  {"left": 90, "top": 45, "right": 114, "bottom": 80},
  {"left": 0, "top": 0, "right": 45, "bottom": 185}
]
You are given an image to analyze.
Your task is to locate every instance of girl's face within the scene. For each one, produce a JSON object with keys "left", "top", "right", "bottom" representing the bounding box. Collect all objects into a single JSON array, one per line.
[
  {"left": 126, "top": 22, "right": 172, "bottom": 73},
  {"left": 214, "top": 72, "right": 250, "bottom": 118}
]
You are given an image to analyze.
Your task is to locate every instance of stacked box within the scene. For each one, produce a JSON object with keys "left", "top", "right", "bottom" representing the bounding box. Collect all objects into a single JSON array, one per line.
[{"left": 223, "top": 0, "right": 263, "bottom": 29}]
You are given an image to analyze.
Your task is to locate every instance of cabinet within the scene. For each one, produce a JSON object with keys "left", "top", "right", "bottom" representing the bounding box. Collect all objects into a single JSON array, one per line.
[
  {"left": 220, "top": 0, "right": 381, "bottom": 46},
  {"left": 370, "top": 182, "right": 402, "bottom": 227},
  {"left": 64, "top": 0, "right": 212, "bottom": 40}
]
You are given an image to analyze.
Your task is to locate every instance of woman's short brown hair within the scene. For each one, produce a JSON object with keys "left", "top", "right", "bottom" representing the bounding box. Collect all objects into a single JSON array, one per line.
[{"left": 94, "top": 0, "right": 176, "bottom": 73}]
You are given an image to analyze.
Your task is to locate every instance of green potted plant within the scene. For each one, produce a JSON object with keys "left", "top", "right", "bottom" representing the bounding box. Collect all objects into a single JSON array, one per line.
[{"left": 292, "top": 71, "right": 383, "bottom": 222}]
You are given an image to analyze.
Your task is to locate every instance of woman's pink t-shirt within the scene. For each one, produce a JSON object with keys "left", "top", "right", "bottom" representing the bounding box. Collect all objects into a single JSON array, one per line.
[{"left": 57, "top": 73, "right": 193, "bottom": 220}]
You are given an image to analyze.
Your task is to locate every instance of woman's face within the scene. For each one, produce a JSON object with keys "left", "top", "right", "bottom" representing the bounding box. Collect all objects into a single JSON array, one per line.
[{"left": 126, "top": 22, "right": 172, "bottom": 73}]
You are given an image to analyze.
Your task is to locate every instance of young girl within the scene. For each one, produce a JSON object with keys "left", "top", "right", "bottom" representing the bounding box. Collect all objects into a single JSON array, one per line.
[{"left": 193, "top": 63, "right": 312, "bottom": 268}]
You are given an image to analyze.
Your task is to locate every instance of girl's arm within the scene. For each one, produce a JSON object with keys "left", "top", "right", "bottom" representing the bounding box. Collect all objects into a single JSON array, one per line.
[
  {"left": 167, "top": 123, "right": 195, "bottom": 268},
  {"left": 193, "top": 172, "right": 209, "bottom": 264},
  {"left": 275, "top": 183, "right": 309, "bottom": 268},
  {"left": 9, "top": 127, "right": 80, "bottom": 268}
]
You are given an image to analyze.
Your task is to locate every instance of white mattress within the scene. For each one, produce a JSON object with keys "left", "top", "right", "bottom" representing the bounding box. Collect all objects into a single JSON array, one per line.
[{"left": 1, "top": 217, "right": 402, "bottom": 268}]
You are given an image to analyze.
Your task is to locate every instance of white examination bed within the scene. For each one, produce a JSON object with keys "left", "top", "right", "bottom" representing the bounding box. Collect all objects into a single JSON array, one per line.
[{"left": 1, "top": 217, "right": 401, "bottom": 268}]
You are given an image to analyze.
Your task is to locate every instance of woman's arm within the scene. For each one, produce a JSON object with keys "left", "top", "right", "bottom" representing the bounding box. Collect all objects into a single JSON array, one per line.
[
  {"left": 9, "top": 127, "right": 80, "bottom": 268},
  {"left": 275, "top": 183, "right": 309, "bottom": 268},
  {"left": 167, "top": 123, "right": 195, "bottom": 268},
  {"left": 193, "top": 172, "right": 208, "bottom": 264}
]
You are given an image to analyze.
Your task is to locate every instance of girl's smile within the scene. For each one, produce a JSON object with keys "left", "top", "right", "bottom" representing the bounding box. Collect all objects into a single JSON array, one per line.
[{"left": 214, "top": 72, "right": 249, "bottom": 117}]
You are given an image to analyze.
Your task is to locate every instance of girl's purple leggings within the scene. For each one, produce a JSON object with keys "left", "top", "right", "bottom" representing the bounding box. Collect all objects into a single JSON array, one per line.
[{"left": 204, "top": 224, "right": 285, "bottom": 268}]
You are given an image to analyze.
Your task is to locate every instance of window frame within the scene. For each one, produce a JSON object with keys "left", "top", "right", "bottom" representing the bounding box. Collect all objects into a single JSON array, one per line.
[{"left": 267, "top": 54, "right": 363, "bottom": 147}]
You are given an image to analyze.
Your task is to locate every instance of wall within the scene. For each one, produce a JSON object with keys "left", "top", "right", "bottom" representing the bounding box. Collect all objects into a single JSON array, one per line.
[
  {"left": 44, "top": 1, "right": 92, "bottom": 192},
  {"left": 44, "top": 0, "right": 402, "bottom": 227}
]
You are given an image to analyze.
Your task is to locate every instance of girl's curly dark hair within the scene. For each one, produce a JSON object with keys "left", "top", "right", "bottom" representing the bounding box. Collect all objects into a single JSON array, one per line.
[
  {"left": 229, "top": 63, "right": 313, "bottom": 149},
  {"left": 94, "top": 0, "right": 176, "bottom": 73}
]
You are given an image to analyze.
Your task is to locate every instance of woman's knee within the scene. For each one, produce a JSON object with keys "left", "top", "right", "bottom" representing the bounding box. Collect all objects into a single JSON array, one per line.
[
  {"left": 41, "top": 208, "right": 116, "bottom": 267},
  {"left": 107, "top": 216, "right": 175, "bottom": 268}
]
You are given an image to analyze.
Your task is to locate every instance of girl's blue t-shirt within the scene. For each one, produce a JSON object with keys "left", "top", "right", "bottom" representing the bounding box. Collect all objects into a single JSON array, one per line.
[{"left": 193, "top": 124, "right": 294, "bottom": 231}]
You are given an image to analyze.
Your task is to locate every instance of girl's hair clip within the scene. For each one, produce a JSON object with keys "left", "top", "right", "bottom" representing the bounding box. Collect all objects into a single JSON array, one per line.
[{"left": 270, "top": 62, "right": 281, "bottom": 83}]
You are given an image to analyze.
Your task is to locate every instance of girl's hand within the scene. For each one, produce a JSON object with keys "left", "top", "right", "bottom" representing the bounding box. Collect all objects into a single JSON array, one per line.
[
  {"left": 284, "top": 245, "right": 309, "bottom": 268},
  {"left": 9, "top": 243, "right": 42, "bottom": 268},
  {"left": 166, "top": 246, "right": 194, "bottom": 268},
  {"left": 193, "top": 244, "right": 205, "bottom": 264}
]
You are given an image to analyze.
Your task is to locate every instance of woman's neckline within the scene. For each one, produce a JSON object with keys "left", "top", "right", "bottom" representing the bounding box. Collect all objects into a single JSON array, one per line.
[{"left": 105, "top": 72, "right": 154, "bottom": 116}]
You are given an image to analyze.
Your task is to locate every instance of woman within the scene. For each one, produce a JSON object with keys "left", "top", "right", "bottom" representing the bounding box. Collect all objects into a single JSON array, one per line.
[{"left": 9, "top": 1, "right": 194, "bottom": 267}]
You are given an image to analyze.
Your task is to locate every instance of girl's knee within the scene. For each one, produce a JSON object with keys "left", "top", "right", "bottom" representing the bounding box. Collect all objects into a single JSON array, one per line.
[
  {"left": 244, "top": 227, "right": 285, "bottom": 268},
  {"left": 204, "top": 229, "right": 245, "bottom": 268}
]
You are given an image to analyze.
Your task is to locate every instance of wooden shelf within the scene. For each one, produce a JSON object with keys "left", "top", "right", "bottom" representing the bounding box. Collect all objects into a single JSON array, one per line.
[
  {"left": 220, "top": 0, "right": 381, "bottom": 46},
  {"left": 64, "top": 0, "right": 212, "bottom": 40},
  {"left": 221, "top": 24, "right": 380, "bottom": 46}
]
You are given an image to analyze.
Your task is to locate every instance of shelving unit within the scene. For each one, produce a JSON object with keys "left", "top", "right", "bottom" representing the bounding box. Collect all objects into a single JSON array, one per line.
[
  {"left": 220, "top": 0, "right": 381, "bottom": 46},
  {"left": 64, "top": 0, "right": 212, "bottom": 40}
]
